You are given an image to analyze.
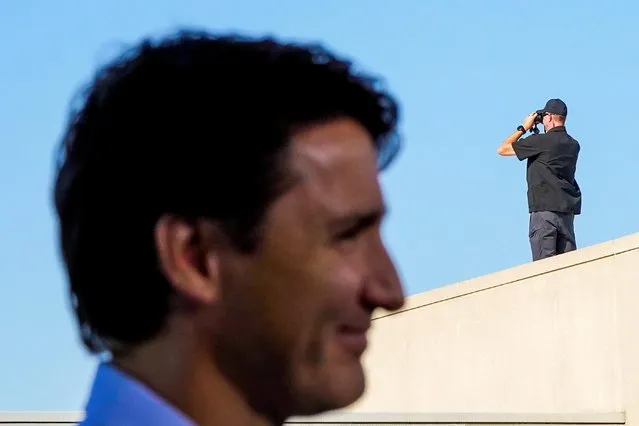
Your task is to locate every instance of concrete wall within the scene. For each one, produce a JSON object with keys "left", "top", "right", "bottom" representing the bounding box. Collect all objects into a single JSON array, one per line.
[
  {"left": 335, "top": 232, "right": 639, "bottom": 423},
  {"left": 4, "top": 233, "right": 638, "bottom": 425}
]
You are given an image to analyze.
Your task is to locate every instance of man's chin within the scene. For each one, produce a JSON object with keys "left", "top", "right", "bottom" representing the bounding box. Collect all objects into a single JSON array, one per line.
[
  {"left": 294, "top": 361, "right": 367, "bottom": 417},
  {"left": 333, "top": 367, "right": 366, "bottom": 410}
]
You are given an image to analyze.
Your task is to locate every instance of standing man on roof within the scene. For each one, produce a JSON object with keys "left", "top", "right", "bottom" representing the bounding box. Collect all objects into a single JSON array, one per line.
[{"left": 497, "top": 99, "right": 582, "bottom": 262}]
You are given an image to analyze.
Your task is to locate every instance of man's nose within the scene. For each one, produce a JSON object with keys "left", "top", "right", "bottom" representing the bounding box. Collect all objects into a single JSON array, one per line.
[{"left": 362, "top": 251, "right": 405, "bottom": 312}]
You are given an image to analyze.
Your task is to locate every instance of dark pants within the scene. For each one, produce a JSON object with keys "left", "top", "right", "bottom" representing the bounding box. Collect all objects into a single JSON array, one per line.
[{"left": 529, "top": 211, "right": 577, "bottom": 261}]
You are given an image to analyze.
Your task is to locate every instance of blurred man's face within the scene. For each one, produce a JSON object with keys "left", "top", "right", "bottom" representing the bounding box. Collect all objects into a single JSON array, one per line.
[{"left": 211, "top": 117, "right": 405, "bottom": 418}]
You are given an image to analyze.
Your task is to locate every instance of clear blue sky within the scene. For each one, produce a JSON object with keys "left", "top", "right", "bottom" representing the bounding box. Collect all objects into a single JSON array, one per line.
[{"left": 1, "top": 0, "right": 637, "bottom": 411}]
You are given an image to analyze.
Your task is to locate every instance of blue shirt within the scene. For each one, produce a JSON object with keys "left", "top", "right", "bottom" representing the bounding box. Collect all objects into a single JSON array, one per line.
[{"left": 81, "top": 363, "right": 196, "bottom": 426}]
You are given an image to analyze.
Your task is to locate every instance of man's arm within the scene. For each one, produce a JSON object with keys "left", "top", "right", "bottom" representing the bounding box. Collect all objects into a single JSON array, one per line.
[
  {"left": 497, "top": 128, "right": 526, "bottom": 156},
  {"left": 497, "top": 111, "right": 537, "bottom": 157}
]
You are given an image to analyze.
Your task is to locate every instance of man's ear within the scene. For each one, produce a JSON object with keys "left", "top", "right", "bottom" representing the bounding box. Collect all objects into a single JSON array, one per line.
[{"left": 154, "top": 215, "right": 220, "bottom": 304}]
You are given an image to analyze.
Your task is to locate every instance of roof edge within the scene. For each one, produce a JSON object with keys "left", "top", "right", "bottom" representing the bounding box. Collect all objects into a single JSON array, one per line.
[{"left": 374, "top": 232, "right": 639, "bottom": 320}]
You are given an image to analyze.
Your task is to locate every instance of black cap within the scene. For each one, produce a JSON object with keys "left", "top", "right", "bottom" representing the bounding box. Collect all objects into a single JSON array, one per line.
[{"left": 537, "top": 98, "right": 567, "bottom": 117}]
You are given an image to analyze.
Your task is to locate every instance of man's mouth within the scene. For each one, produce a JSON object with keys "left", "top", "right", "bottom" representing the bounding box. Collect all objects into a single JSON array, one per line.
[{"left": 336, "top": 323, "right": 370, "bottom": 356}]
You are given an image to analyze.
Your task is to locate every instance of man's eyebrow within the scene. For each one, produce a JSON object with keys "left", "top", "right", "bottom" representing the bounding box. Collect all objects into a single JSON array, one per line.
[{"left": 329, "top": 206, "right": 387, "bottom": 231}]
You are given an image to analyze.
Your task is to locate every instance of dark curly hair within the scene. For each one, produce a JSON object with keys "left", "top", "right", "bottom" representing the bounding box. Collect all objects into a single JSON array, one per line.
[{"left": 53, "top": 30, "right": 401, "bottom": 355}]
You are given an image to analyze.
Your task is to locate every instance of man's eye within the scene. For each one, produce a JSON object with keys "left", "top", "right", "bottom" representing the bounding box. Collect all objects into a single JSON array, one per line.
[
  {"left": 332, "top": 213, "right": 380, "bottom": 244},
  {"left": 335, "top": 227, "right": 361, "bottom": 242}
]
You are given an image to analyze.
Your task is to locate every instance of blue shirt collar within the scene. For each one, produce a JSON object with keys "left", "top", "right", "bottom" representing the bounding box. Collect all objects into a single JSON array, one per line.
[{"left": 82, "top": 362, "right": 195, "bottom": 426}]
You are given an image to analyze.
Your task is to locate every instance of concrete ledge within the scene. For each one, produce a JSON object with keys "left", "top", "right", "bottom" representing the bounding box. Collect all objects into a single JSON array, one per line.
[
  {"left": 0, "top": 411, "right": 625, "bottom": 425},
  {"left": 286, "top": 412, "right": 627, "bottom": 424},
  {"left": 0, "top": 411, "right": 83, "bottom": 423},
  {"left": 373, "top": 232, "right": 639, "bottom": 321}
]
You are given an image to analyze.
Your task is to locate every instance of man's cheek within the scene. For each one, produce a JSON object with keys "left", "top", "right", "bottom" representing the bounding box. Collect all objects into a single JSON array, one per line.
[{"left": 328, "top": 260, "right": 362, "bottom": 298}]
